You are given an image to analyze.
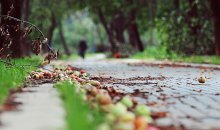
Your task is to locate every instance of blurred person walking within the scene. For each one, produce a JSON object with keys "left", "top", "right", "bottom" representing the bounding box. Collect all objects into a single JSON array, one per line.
[{"left": 78, "top": 40, "right": 88, "bottom": 59}]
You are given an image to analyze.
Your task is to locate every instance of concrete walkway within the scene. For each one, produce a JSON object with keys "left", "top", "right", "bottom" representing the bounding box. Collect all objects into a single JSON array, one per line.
[{"left": 0, "top": 84, "right": 65, "bottom": 130}]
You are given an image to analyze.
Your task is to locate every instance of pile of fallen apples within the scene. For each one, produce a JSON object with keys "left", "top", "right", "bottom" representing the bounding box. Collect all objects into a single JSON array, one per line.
[{"left": 27, "top": 65, "right": 158, "bottom": 130}]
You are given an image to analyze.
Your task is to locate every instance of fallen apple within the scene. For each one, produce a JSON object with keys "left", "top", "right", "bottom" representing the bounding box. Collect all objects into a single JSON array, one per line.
[
  {"left": 33, "top": 74, "right": 39, "bottom": 79},
  {"left": 80, "top": 88, "right": 86, "bottom": 94},
  {"left": 80, "top": 69, "right": 86, "bottom": 74},
  {"left": 111, "top": 103, "right": 127, "bottom": 117},
  {"left": 38, "top": 74, "right": 44, "bottom": 79},
  {"left": 89, "top": 80, "right": 101, "bottom": 87},
  {"left": 83, "top": 83, "right": 93, "bottom": 91},
  {"left": 40, "top": 60, "right": 49, "bottom": 66},
  {"left": 114, "top": 122, "right": 134, "bottom": 130},
  {"left": 43, "top": 72, "right": 52, "bottom": 78},
  {"left": 58, "top": 73, "right": 65, "bottom": 78},
  {"left": 118, "top": 111, "right": 135, "bottom": 123},
  {"left": 69, "top": 74, "right": 77, "bottom": 79},
  {"left": 36, "top": 68, "right": 44, "bottom": 72},
  {"left": 90, "top": 87, "right": 99, "bottom": 96},
  {"left": 105, "top": 113, "right": 116, "bottom": 124},
  {"left": 73, "top": 71, "right": 80, "bottom": 77},
  {"left": 81, "top": 73, "right": 88, "bottom": 78},
  {"left": 26, "top": 75, "right": 31, "bottom": 79},
  {"left": 146, "top": 116, "right": 153, "bottom": 123},
  {"left": 100, "top": 104, "right": 114, "bottom": 112},
  {"left": 97, "top": 123, "right": 111, "bottom": 130},
  {"left": 96, "top": 94, "right": 112, "bottom": 105},
  {"left": 135, "top": 104, "right": 150, "bottom": 116},
  {"left": 99, "top": 89, "right": 108, "bottom": 95},
  {"left": 198, "top": 75, "right": 206, "bottom": 83},
  {"left": 120, "top": 96, "right": 133, "bottom": 108},
  {"left": 75, "top": 77, "right": 84, "bottom": 83},
  {"left": 81, "top": 95, "right": 87, "bottom": 101},
  {"left": 134, "top": 116, "right": 148, "bottom": 130}
]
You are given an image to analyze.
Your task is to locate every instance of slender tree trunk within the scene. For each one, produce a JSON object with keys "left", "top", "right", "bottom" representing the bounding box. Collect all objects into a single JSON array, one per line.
[
  {"left": 188, "top": 0, "right": 199, "bottom": 34},
  {"left": 23, "top": 0, "right": 29, "bottom": 22},
  {"left": 174, "top": 0, "right": 180, "bottom": 9},
  {"left": 114, "top": 28, "right": 125, "bottom": 44},
  {"left": 127, "top": 8, "right": 144, "bottom": 52},
  {"left": 0, "top": 0, "right": 24, "bottom": 58},
  {"left": 188, "top": 0, "right": 200, "bottom": 45},
  {"left": 128, "top": 22, "right": 144, "bottom": 52},
  {"left": 43, "top": 13, "right": 56, "bottom": 52},
  {"left": 58, "top": 22, "right": 71, "bottom": 56},
  {"left": 111, "top": 11, "right": 125, "bottom": 45},
  {"left": 22, "top": 0, "right": 30, "bottom": 56},
  {"left": 97, "top": 9, "right": 117, "bottom": 53},
  {"left": 210, "top": 0, "right": 220, "bottom": 55}
]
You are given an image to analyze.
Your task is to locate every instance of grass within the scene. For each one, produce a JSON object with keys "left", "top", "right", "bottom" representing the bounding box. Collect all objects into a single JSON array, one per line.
[
  {"left": 56, "top": 82, "right": 104, "bottom": 130},
  {"left": 0, "top": 57, "right": 40, "bottom": 104},
  {"left": 132, "top": 46, "right": 220, "bottom": 65},
  {"left": 172, "top": 56, "right": 220, "bottom": 64}
]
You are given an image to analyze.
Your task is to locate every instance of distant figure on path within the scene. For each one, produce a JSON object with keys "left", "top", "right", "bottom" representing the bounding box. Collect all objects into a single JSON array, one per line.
[{"left": 78, "top": 40, "right": 88, "bottom": 59}]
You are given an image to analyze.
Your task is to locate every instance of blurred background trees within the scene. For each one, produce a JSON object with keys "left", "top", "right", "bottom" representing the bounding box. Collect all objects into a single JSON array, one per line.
[{"left": 1, "top": 0, "right": 220, "bottom": 57}]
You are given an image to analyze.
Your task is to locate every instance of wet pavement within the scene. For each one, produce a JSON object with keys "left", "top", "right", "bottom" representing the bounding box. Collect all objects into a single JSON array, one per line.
[{"left": 70, "top": 58, "right": 220, "bottom": 130}]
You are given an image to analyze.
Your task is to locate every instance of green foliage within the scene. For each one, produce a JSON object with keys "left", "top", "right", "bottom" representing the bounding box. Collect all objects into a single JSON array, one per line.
[
  {"left": 28, "top": 0, "right": 216, "bottom": 56},
  {"left": 156, "top": 0, "right": 214, "bottom": 55},
  {"left": 29, "top": 0, "right": 70, "bottom": 38},
  {"left": 173, "top": 55, "right": 220, "bottom": 65},
  {"left": 0, "top": 58, "right": 40, "bottom": 104},
  {"left": 52, "top": 12, "right": 108, "bottom": 54},
  {"left": 132, "top": 46, "right": 177, "bottom": 60},
  {"left": 132, "top": 46, "right": 220, "bottom": 65},
  {"left": 56, "top": 81, "right": 104, "bottom": 130}
]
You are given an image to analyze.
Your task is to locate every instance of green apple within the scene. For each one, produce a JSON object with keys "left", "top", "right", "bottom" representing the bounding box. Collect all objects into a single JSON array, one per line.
[
  {"left": 105, "top": 113, "right": 116, "bottom": 123},
  {"left": 111, "top": 103, "right": 127, "bottom": 117},
  {"left": 135, "top": 104, "right": 150, "bottom": 116},
  {"left": 97, "top": 123, "right": 111, "bottom": 130},
  {"left": 114, "top": 122, "right": 134, "bottom": 130},
  {"left": 120, "top": 96, "right": 133, "bottom": 108},
  {"left": 119, "top": 112, "right": 135, "bottom": 122},
  {"left": 73, "top": 71, "right": 80, "bottom": 77}
]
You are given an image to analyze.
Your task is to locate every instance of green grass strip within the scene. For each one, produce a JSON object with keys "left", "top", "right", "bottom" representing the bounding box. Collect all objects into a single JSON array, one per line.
[
  {"left": 0, "top": 57, "right": 40, "bottom": 104},
  {"left": 56, "top": 82, "right": 104, "bottom": 130},
  {"left": 132, "top": 47, "right": 220, "bottom": 65}
]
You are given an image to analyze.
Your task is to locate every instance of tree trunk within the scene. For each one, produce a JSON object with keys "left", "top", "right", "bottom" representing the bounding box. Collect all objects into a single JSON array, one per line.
[
  {"left": 210, "top": 0, "right": 220, "bottom": 55},
  {"left": 23, "top": 0, "right": 29, "bottom": 22},
  {"left": 114, "top": 28, "right": 125, "bottom": 44},
  {"left": 188, "top": 0, "right": 200, "bottom": 45},
  {"left": 43, "top": 13, "right": 56, "bottom": 52},
  {"left": 97, "top": 9, "right": 117, "bottom": 53},
  {"left": 22, "top": 0, "right": 31, "bottom": 56},
  {"left": 127, "top": 8, "right": 144, "bottom": 52},
  {"left": 58, "top": 22, "right": 71, "bottom": 56},
  {"left": 111, "top": 11, "right": 125, "bottom": 45},
  {"left": 0, "top": 0, "right": 24, "bottom": 58},
  {"left": 128, "top": 22, "right": 144, "bottom": 52},
  {"left": 174, "top": 0, "right": 180, "bottom": 9},
  {"left": 188, "top": 0, "right": 199, "bottom": 34}
]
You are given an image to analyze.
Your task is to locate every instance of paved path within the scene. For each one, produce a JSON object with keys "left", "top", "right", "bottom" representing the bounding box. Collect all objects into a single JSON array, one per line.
[
  {"left": 70, "top": 57, "right": 220, "bottom": 130},
  {"left": 0, "top": 84, "right": 65, "bottom": 130}
]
